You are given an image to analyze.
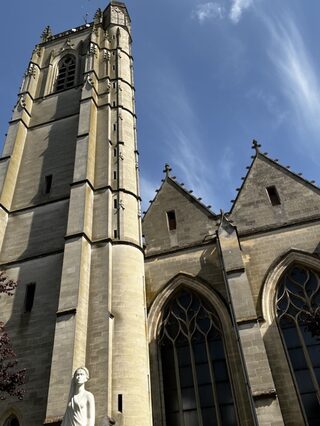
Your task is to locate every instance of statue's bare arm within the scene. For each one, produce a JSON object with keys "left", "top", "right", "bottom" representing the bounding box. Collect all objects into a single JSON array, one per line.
[{"left": 87, "top": 392, "right": 95, "bottom": 426}]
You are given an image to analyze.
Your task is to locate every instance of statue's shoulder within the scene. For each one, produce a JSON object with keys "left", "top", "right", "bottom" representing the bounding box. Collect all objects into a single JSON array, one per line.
[{"left": 85, "top": 390, "right": 95, "bottom": 401}]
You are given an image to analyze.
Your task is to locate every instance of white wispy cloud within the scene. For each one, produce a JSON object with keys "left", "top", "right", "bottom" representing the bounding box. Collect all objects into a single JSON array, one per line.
[
  {"left": 229, "top": 0, "right": 254, "bottom": 23},
  {"left": 192, "top": 0, "right": 256, "bottom": 25},
  {"left": 151, "top": 64, "right": 218, "bottom": 209},
  {"left": 264, "top": 13, "right": 320, "bottom": 157},
  {"left": 245, "top": 88, "right": 288, "bottom": 129},
  {"left": 140, "top": 175, "right": 159, "bottom": 212},
  {"left": 219, "top": 146, "right": 235, "bottom": 182},
  {"left": 192, "top": 2, "right": 225, "bottom": 23}
]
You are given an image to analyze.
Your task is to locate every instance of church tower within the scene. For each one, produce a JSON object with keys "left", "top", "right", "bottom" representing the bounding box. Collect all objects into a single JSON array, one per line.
[{"left": 0, "top": 2, "right": 152, "bottom": 425}]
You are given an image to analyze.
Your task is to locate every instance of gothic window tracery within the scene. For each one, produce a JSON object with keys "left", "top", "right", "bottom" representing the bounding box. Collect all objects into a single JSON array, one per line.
[
  {"left": 276, "top": 265, "right": 320, "bottom": 425},
  {"left": 56, "top": 54, "right": 76, "bottom": 92},
  {"left": 159, "top": 288, "right": 237, "bottom": 426}
]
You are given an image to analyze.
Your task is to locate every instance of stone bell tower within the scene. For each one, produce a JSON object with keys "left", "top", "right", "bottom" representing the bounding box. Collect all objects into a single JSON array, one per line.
[{"left": 0, "top": 2, "right": 152, "bottom": 425}]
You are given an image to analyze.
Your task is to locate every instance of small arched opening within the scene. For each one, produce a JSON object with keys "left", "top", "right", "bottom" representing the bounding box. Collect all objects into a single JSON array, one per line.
[
  {"left": 55, "top": 54, "right": 76, "bottom": 92},
  {"left": 4, "top": 415, "right": 20, "bottom": 426}
]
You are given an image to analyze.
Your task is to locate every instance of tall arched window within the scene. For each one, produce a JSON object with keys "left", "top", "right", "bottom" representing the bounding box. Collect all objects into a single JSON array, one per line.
[
  {"left": 56, "top": 55, "right": 76, "bottom": 92},
  {"left": 276, "top": 265, "right": 320, "bottom": 425},
  {"left": 159, "top": 288, "right": 237, "bottom": 426},
  {"left": 4, "top": 415, "right": 20, "bottom": 426}
]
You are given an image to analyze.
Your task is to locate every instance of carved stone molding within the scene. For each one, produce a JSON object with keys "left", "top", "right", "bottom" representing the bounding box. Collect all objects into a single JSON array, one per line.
[
  {"left": 25, "top": 63, "right": 36, "bottom": 78},
  {"left": 89, "top": 43, "right": 97, "bottom": 57},
  {"left": 103, "top": 49, "right": 110, "bottom": 62},
  {"left": 85, "top": 73, "right": 94, "bottom": 87},
  {"left": 32, "top": 45, "right": 42, "bottom": 57},
  {"left": 17, "top": 94, "right": 26, "bottom": 109},
  {"left": 60, "top": 39, "right": 75, "bottom": 52}
]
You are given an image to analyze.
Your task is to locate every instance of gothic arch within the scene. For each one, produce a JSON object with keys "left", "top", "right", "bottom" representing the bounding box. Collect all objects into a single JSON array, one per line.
[
  {"left": 148, "top": 273, "right": 250, "bottom": 426},
  {"left": 261, "top": 249, "right": 320, "bottom": 424},
  {"left": 148, "top": 273, "right": 232, "bottom": 343},
  {"left": 0, "top": 408, "right": 22, "bottom": 426},
  {"left": 44, "top": 49, "right": 80, "bottom": 96},
  {"left": 262, "top": 249, "right": 320, "bottom": 324}
]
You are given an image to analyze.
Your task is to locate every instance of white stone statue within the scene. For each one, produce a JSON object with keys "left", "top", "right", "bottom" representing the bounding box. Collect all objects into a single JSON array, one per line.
[{"left": 61, "top": 367, "right": 95, "bottom": 426}]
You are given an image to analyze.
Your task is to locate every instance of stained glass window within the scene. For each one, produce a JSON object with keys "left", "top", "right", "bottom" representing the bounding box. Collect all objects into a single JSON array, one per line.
[
  {"left": 159, "top": 289, "right": 237, "bottom": 426},
  {"left": 276, "top": 265, "right": 320, "bottom": 425}
]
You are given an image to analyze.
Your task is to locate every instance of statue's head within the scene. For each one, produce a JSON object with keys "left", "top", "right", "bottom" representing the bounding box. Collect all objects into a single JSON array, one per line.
[{"left": 73, "top": 367, "right": 90, "bottom": 385}]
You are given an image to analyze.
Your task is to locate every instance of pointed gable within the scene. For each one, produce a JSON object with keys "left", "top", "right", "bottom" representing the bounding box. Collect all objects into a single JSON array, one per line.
[
  {"left": 143, "top": 174, "right": 217, "bottom": 255},
  {"left": 230, "top": 146, "right": 320, "bottom": 233}
]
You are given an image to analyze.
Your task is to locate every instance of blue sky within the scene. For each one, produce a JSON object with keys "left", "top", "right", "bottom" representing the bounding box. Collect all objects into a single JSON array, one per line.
[{"left": 1, "top": 0, "right": 320, "bottom": 212}]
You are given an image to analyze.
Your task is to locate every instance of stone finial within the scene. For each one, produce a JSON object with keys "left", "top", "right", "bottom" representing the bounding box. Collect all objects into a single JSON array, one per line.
[
  {"left": 18, "top": 94, "right": 26, "bottom": 109},
  {"left": 218, "top": 209, "right": 235, "bottom": 235},
  {"left": 163, "top": 164, "right": 172, "bottom": 177},
  {"left": 94, "top": 8, "right": 103, "bottom": 24},
  {"left": 41, "top": 26, "right": 52, "bottom": 43},
  {"left": 83, "top": 13, "right": 89, "bottom": 24},
  {"left": 252, "top": 139, "right": 261, "bottom": 154}
]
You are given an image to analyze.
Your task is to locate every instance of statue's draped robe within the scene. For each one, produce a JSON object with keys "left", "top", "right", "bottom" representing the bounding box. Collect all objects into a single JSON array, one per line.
[{"left": 61, "top": 391, "right": 93, "bottom": 426}]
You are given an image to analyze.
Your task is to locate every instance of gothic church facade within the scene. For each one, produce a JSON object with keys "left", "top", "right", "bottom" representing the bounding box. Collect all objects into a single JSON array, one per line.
[{"left": 0, "top": 2, "right": 320, "bottom": 426}]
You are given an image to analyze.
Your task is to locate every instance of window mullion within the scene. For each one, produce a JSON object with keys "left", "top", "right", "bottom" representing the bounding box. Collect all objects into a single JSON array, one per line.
[
  {"left": 173, "top": 343, "right": 186, "bottom": 426},
  {"left": 189, "top": 341, "right": 204, "bottom": 426},
  {"left": 295, "top": 321, "right": 320, "bottom": 398},
  {"left": 205, "top": 337, "right": 223, "bottom": 426}
]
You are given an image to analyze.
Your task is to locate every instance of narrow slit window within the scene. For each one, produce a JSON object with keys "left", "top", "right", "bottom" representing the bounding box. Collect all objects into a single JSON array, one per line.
[
  {"left": 113, "top": 123, "right": 117, "bottom": 131},
  {"left": 166, "top": 210, "right": 176, "bottom": 230},
  {"left": 45, "top": 175, "right": 53, "bottom": 194},
  {"left": 25, "top": 283, "right": 36, "bottom": 313},
  {"left": 114, "top": 230, "right": 118, "bottom": 238},
  {"left": 114, "top": 148, "right": 117, "bottom": 157},
  {"left": 113, "top": 171, "right": 117, "bottom": 180},
  {"left": 266, "top": 186, "right": 281, "bottom": 205},
  {"left": 114, "top": 199, "right": 118, "bottom": 209},
  {"left": 118, "top": 394, "right": 123, "bottom": 412}
]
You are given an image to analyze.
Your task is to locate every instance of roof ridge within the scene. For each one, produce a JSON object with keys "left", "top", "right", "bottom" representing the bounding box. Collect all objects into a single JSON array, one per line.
[
  {"left": 229, "top": 139, "right": 320, "bottom": 214},
  {"left": 142, "top": 165, "right": 217, "bottom": 220}
]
